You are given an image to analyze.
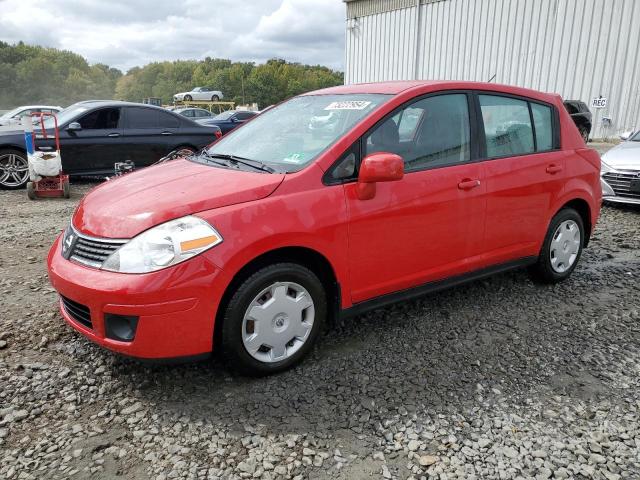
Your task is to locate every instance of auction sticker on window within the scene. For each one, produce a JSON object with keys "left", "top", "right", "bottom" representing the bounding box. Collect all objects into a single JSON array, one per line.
[{"left": 325, "top": 101, "right": 371, "bottom": 110}]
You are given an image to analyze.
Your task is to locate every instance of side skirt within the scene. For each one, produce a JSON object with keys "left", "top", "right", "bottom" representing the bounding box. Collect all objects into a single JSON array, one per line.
[{"left": 340, "top": 256, "right": 538, "bottom": 319}]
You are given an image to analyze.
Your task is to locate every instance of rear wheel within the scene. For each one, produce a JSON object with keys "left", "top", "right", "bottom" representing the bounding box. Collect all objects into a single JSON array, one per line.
[
  {"left": 0, "top": 149, "right": 29, "bottom": 189},
  {"left": 529, "top": 208, "right": 584, "bottom": 284},
  {"left": 211, "top": 95, "right": 220, "bottom": 102},
  {"left": 221, "top": 263, "right": 326, "bottom": 376}
]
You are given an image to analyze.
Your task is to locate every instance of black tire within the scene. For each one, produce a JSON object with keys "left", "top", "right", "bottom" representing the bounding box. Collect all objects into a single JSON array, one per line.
[
  {"left": 529, "top": 208, "right": 584, "bottom": 284},
  {"left": 184, "top": 95, "right": 192, "bottom": 101},
  {"left": 221, "top": 263, "right": 327, "bottom": 376},
  {"left": 211, "top": 95, "right": 220, "bottom": 102},
  {"left": 0, "top": 149, "right": 29, "bottom": 190},
  {"left": 579, "top": 127, "right": 590, "bottom": 143},
  {"left": 26, "top": 181, "right": 36, "bottom": 200}
]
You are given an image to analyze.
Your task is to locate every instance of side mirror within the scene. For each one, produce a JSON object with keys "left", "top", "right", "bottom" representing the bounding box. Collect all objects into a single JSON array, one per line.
[
  {"left": 67, "top": 122, "right": 82, "bottom": 131},
  {"left": 230, "top": 117, "right": 238, "bottom": 123},
  {"left": 356, "top": 152, "right": 404, "bottom": 200}
]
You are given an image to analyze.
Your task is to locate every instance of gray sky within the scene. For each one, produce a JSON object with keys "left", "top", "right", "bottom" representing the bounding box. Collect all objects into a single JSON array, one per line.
[{"left": 0, "top": 0, "right": 346, "bottom": 72}]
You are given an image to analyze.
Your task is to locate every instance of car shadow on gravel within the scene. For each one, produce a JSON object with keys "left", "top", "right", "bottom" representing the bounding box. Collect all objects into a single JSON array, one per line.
[{"left": 90, "top": 257, "right": 637, "bottom": 437}]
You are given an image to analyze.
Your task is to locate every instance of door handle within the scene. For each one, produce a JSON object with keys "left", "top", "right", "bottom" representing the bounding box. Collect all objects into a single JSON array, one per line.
[
  {"left": 458, "top": 178, "right": 481, "bottom": 190},
  {"left": 38, "top": 146, "right": 53, "bottom": 151},
  {"left": 546, "top": 164, "right": 563, "bottom": 174},
  {"left": 107, "top": 132, "right": 120, "bottom": 137},
  {"left": 161, "top": 131, "right": 173, "bottom": 136}
]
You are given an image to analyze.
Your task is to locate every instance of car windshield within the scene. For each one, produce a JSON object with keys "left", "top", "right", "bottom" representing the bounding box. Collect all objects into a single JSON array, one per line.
[
  {"left": 631, "top": 131, "right": 640, "bottom": 141},
  {"left": 41, "top": 104, "right": 91, "bottom": 129},
  {"left": 205, "top": 94, "right": 390, "bottom": 172},
  {"left": 0, "top": 107, "right": 24, "bottom": 120}
]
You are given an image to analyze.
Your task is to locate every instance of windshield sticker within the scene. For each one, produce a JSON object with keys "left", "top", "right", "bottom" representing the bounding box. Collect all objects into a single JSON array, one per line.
[
  {"left": 282, "top": 153, "right": 305, "bottom": 164},
  {"left": 324, "top": 101, "right": 371, "bottom": 111}
]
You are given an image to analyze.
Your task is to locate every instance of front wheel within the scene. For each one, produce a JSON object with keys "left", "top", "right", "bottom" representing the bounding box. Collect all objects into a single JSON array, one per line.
[
  {"left": 184, "top": 95, "right": 192, "bottom": 101},
  {"left": 221, "top": 263, "right": 327, "bottom": 376},
  {"left": 529, "top": 208, "right": 584, "bottom": 284},
  {"left": 0, "top": 149, "right": 29, "bottom": 190}
]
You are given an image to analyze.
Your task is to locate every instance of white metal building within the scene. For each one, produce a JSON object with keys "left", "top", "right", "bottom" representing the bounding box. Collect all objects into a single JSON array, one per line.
[{"left": 344, "top": 0, "right": 640, "bottom": 139}]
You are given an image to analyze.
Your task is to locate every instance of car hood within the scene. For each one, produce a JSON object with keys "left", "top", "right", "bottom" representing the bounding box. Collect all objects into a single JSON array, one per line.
[
  {"left": 73, "top": 159, "right": 285, "bottom": 238},
  {"left": 602, "top": 142, "right": 640, "bottom": 170}
]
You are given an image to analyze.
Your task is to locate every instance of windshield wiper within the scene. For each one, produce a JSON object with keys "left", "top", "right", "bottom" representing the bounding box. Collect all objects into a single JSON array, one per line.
[{"left": 205, "top": 153, "right": 276, "bottom": 173}]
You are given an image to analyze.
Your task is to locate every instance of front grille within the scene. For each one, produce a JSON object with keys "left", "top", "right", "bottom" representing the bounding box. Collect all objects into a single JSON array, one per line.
[
  {"left": 63, "top": 228, "right": 127, "bottom": 269},
  {"left": 61, "top": 296, "right": 92, "bottom": 329},
  {"left": 602, "top": 171, "right": 640, "bottom": 199}
]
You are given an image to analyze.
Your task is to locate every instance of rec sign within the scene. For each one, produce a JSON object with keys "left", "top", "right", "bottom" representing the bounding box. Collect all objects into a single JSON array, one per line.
[{"left": 592, "top": 97, "right": 608, "bottom": 109}]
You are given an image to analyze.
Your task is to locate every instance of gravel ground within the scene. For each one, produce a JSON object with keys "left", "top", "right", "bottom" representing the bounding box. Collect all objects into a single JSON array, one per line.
[{"left": 1, "top": 147, "right": 639, "bottom": 480}]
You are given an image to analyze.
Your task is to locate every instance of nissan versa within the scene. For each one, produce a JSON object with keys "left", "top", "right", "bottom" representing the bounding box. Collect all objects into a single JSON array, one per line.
[{"left": 47, "top": 81, "right": 602, "bottom": 375}]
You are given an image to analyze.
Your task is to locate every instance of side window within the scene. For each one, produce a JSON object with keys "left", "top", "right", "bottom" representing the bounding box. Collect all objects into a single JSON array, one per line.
[
  {"left": 531, "top": 103, "right": 554, "bottom": 152},
  {"left": 365, "top": 94, "right": 471, "bottom": 171},
  {"left": 78, "top": 108, "right": 120, "bottom": 129},
  {"left": 182, "top": 110, "right": 194, "bottom": 118},
  {"left": 479, "top": 95, "right": 534, "bottom": 158},
  {"left": 237, "top": 112, "right": 254, "bottom": 121},
  {"left": 396, "top": 107, "right": 424, "bottom": 141},
  {"left": 158, "top": 111, "right": 180, "bottom": 128},
  {"left": 127, "top": 108, "right": 158, "bottom": 129}
]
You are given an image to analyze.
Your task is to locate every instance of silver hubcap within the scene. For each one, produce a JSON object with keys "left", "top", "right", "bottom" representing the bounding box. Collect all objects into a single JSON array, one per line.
[
  {"left": 0, "top": 153, "right": 29, "bottom": 187},
  {"left": 242, "top": 282, "right": 315, "bottom": 363},
  {"left": 550, "top": 220, "right": 581, "bottom": 273}
]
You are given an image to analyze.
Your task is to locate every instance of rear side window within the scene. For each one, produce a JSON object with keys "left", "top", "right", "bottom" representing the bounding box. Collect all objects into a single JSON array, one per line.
[
  {"left": 127, "top": 108, "right": 157, "bottom": 129},
  {"left": 479, "top": 95, "right": 534, "bottom": 158},
  {"left": 127, "top": 108, "right": 179, "bottom": 129},
  {"left": 531, "top": 103, "right": 553, "bottom": 152},
  {"left": 158, "top": 111, "right": 180, "bottom": 128}
]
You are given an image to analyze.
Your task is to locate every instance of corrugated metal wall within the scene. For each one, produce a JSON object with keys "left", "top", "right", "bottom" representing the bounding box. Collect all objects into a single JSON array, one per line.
[{"left": 344, "top": 0, "right": 640, "bottom": 138}]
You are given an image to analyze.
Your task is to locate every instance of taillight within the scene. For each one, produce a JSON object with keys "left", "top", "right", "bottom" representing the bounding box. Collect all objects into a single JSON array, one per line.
[{"left": 214, "top": 130, "right": 222, "bottom": 139}]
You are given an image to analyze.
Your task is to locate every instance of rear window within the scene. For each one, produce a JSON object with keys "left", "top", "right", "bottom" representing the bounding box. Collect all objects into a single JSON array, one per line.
[{"left": 128, "top": 108, "right": 180, "bottom": 129}]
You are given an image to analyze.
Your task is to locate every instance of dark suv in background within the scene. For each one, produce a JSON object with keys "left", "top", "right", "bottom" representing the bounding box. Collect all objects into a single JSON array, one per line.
[{"left": 563, "top": 100, "right": 592, "bottom": 142}]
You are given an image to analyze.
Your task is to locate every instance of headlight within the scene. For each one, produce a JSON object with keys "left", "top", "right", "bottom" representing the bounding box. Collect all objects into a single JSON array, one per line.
[
  {"left": 600, "top": 159, "right": 615, "bottom": 174},
  {"left": 102, "top": 216, "right": 222, "bottom": 273}
]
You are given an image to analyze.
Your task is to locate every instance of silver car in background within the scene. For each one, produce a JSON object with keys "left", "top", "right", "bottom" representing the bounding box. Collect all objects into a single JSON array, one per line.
[
  {"left": 601, "top": 131, "right": 640, "bottom": 205},
  {"left": 173, "top": 87, "right": 224, "bottom": 102},
  {"left": 0, "top": 105, "right": 62, "bottom": 126}
]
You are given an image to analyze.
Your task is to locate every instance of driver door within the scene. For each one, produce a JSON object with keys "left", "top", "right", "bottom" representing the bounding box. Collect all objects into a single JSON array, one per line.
[
  {"left": 345, "top": 93, "right": 487, "bottom": 303},
  {"left": 56, "top": 107, "right": 124, "bottom": 175}
]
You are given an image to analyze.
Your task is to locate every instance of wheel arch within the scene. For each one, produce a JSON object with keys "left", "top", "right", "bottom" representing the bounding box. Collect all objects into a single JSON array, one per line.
[
  {"left": 556, "top": 198, "right": 593, "bottom": 247},
  {"left": 213, "top": 246, "right": 341, "bottom": 350}
]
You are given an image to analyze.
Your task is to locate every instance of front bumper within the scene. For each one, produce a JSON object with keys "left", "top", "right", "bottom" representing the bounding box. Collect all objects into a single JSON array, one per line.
[
  {"left": 47, "top": 234, "right": 226, "bottom": 360},
  {"left": 601, "top": 176, "right": 640, "bottom": 205}
]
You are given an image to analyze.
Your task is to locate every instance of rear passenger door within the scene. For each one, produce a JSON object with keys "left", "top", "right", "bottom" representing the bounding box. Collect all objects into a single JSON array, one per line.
[
  {"left": 122, "top": 107, "right": 181, "bottom": 166},
  {"left": 478, "top": 93, "right": 566, "bottom": 264}
]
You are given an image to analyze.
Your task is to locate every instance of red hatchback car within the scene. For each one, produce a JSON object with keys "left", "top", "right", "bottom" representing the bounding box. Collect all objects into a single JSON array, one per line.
[{"left": 48, "top": 81, "right": 601, "bottom": 375}]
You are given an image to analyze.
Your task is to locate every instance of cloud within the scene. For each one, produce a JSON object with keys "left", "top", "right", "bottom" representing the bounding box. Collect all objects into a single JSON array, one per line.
[{"left": 0, "top": 0, "right": 345, "bottom": 71}]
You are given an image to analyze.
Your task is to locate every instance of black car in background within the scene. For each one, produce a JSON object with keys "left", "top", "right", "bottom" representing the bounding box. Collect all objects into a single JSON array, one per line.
[
  {"left": 563, "top": 100, "right": 592, "bottom": 142},
  {"left": 0, "top": 101, "right": 221, "bottom": 189},
  {"left": 196, "top": 110, "right": 258, "bottom": 135}
]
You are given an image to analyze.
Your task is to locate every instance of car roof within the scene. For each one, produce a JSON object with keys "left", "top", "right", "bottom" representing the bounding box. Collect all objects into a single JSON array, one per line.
[
  {"left": 14, "top": 105, "right": 62, "bottom": 109},
  {"left": 305, "top": 81, "right": 560, "bottom": 104},
  {"left": 74, "top": 100, "right": 173, "bottom": 111}
]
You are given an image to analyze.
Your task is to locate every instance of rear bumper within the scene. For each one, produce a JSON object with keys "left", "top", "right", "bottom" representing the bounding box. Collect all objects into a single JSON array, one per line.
[{"left": 47, "top": 234, "right": 226, "bottom": 360}]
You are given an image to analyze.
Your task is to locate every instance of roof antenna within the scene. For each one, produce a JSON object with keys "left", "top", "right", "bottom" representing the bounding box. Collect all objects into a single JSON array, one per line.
[{"left": 487, "top": 74, "right": 497, "bottom": 83}]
